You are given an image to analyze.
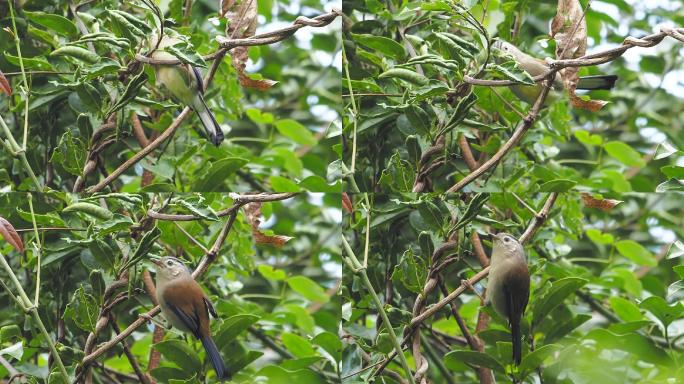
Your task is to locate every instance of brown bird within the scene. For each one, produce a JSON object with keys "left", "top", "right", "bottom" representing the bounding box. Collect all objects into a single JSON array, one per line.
[
  {"left": 153, "top": 257, "right": 228, "bottom": 380},
  {"left": 486, "top": 233, "right": 530, "bottom": 365}
]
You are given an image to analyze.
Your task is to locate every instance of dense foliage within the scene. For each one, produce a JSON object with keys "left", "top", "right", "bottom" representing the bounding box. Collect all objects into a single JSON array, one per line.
[
  {"left": 0, "top": 0, "right": 341, "bottom": 192},
  {"left": 342, "top": 192, "right": 684, "bottom": 383},
  {"left": 342, "top": 0, "right": 684, "bottom": 194},
  {"left": 0, "top": 192, "right": 341, "bottom": 383}
]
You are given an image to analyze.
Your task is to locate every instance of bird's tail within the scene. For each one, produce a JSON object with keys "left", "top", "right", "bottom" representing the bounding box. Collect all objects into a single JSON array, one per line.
[
  {"left": 576, "top": 75, "right": 618, "bottom": 90},
  {"left": 200, "top": 335, "right": 228, "bottom": 381},
  {"left": 194, "top": 94, "right": 224, "bottom": 146},
  {"left": 511, "top": 318, "right": 522, "bottom": 366}
]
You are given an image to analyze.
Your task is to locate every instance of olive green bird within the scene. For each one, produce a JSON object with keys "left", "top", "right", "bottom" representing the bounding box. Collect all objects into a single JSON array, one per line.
[
  {"left": 150, "top": 35, "right": 224, "bottom": 146},
  {"left": 492, "top": 40, "right": 618, "bottom": 104}
]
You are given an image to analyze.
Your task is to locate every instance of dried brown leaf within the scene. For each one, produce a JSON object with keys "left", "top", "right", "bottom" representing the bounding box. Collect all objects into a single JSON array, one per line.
[
  {"left": 342, "top": 193, "right": 353, "bottom": 214},
  {"left": 0, "top": 70, "right": 11, "bottom": 96},
  {"left": 0, "top": 217, "right": 24, "bottom": 253},
  {"left": 222, "top": 0, "right": 277, "bottom": 91},
  {"left": 237, "top": 74, "right": 278, "bottom": 90},
  {"left": 243, "top": 202, "right": 293, "bottom": 248},
  {"left": 550, "top": 0, "right": 608, "bottom": 111},
  {"left": 581, "top": 193, "right": 623, "bottom": 211},
  {"left": 570, "top": 94, "right": 609, "bottom": 111}
]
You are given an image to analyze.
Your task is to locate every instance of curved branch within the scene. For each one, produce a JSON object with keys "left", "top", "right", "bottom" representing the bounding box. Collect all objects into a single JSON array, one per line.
[{"left": 446, "top": 74, "right": 555, "bottom": 193}]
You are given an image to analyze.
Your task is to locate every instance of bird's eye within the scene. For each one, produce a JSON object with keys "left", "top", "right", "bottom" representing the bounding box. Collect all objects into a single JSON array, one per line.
[
  {"left": 166, "top": 260, "right": 173, "bottom": 266},
  {"left": 503, "top": 237, "right": 510, "bottom": 243}
]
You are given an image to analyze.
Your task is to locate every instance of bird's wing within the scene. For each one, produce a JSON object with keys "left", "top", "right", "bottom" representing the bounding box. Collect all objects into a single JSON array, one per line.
[
  {"left": 204, "top": 296, "right": 218, "bottom": 318},
  {"left": 162, "top": 281, "right": 208, "bottom": 339},
  {"left": 502, "top": 264, "right": 530, "bottom": 323},
  {"left": 190, "top": 65, "right": 204, "bottom": 95}
]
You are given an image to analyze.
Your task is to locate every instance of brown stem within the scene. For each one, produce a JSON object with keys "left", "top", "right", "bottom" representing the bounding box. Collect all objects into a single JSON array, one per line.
[
  {"left": 109, "top": 314, "right": 152, "bottom": 384},
  {"left": 446, "top": 75, "right": 555, "bottom": 193}
]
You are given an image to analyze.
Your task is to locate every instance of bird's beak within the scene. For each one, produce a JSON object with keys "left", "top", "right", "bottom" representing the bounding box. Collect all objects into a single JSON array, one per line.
[
  {"left": 485, "top": 232, "right": 496, "bottom": 240},
  {"left": 151, "top": 258, "right": 162, "bottom": 267}
]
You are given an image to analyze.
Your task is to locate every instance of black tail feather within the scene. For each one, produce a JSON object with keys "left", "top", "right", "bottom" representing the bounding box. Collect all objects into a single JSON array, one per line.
[
  {"left": 511, "top": 319, "right": 522, "bottom": 366},
  {"left": 201, "top": 335, "right": 228, "bottom": 381},
  {"left": 196, "top": 94, "right": 224, "bottom": 146}
]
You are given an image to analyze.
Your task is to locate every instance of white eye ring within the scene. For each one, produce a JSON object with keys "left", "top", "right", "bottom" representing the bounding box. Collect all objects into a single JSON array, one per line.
[{"left": 166, "top": 260, "right": 173, "bottom": 266}]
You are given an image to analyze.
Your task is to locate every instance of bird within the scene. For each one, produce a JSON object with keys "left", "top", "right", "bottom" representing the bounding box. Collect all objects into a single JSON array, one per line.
[
  {"left": 152, "top": 256, "right": 228, "bottom": 380},
  {"left": 149, "top": 34, "right": 224, "bottom": 146},
  {"left": 486, "top": 232, "right": 530, "bottom": 366},
  {"left": 492, "top": 39, "right": 618, "bottom": 105}
]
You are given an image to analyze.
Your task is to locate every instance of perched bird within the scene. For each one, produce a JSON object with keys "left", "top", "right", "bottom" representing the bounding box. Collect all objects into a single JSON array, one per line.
[
  {"left": 150, "top": 35, "right": 224, "bottom": 146},
  {"left": 486, "top": 233, "right": 530, "bottom": 366},
  {"left": 153, "top": 256, "right": 227, "bottom": 380},
  {"left": 492, "top": 40, "right": 618, "bottom": 104}
]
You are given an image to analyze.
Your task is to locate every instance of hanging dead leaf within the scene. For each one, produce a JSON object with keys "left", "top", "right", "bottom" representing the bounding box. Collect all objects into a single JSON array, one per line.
[
  {"left": 342, "top": 193, "right": 353, "bottom": 214},
  {"left": 0, "top": 70, "right": 11, "bottom": 96},
  {"left": 581, "top": 193, "right": 623, "bottom": 211},
  {"left": 570, "top": 94, "right": 608, "bottom": 112},
  {"left": 0, "top": 217, "right": 24, "bottom": 253},
  {"left": 551, "top": 0, "right": 608, "bottom": 111},
  {"left": 220, "top": 0, "right": 277, "bottom": 90},
  {"left": 243, "top": 202, "right": 293, "bottom": 248},
  {"left": 237, "top": 74, "right": 278, "bottom": 91}
]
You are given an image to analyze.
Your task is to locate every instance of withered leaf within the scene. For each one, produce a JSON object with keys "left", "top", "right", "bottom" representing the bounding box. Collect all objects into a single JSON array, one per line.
[
  {"left": 342, "top": 193, "right": 353, "bottom": 214},
  {"left": 0, "top": 70, "right": 11, "bottom": 96},
  {"left": 243, "top": 202, "right": 293, "bottom": 248},
  {"left": 581, "top": 193, "right": 623, "bottom": 211},
  {"left": 0, "top": 217, "right": 24, "bottom": 253},
  {"left": 551, "top": 0, "right": 608, "bottom": 111}
]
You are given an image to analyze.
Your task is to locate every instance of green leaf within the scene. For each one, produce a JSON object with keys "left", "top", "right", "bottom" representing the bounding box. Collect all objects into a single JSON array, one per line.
[
  {"left": 298, "top": 175, "right": 341, "bottom": 193},
  {"left": 443, "top": 350, "right": 505, "bottom": 372},
  {"left": 604, "top": 141, "right": 645, "bottom": 167},
  {"left": 270, "top": 175, "right": 301, "bottom": 192},
  {"left": 574, "top": 130, "right": 603, "bottom": 146},
  {"left": 532, "top": 277, "right": 587, "bottom": 327},
  {"left": 24, "top": 11, "right": 78, "bottom": 37},
  {"left": 615, "top": 240, "right": 657, "bottom": 266},
  {"left": 0, "top": 325, "right": 21, "bottom": 342},
  {"left": 4, "top": 53, "right": 53, "bottom": 70},
  {"left": 154, "top": 339, "right": 202, "bottom": 374},
  {"left": 193, "top": 157, "right": 248, "bottom": 191},
  {"left": 119, "top": 226, "right": 161, "bottom": 271},
  {"left": 352, "top": 34, "right": 406, "bottom": 59},
  {"left": 50, "top": 46, "right": 100, "bottom": 64},
  {"left": 639, "top": 296, "right": 684, "bottom": 329},
  {"left": 254, "top": 366, "right": 323, "bottom": 384},
  {"left": 63, "top": 286, "right": 98, "bottom": 332},
  {"left": 609, "top": 297, "right": 643, "bottom": 322},
  {"left": 518, "top": 344, "right": 563, "bottom": 379},
  {"left": 257, "top": 265, "right": 286, "bottom": 281},
  {"left": 539, "top": 179, "right": 577, "bottom": 192},
  {"left": 0, "top": 342, "right": 23, "bottom": 360},
  {"left": 378, "top": 68, "right": 429, "bottom": 86},
  {"left": 488, "top": 61, "right": 535, "bottom": 85},
  {"left": 274, "top": 119, "right": 317, "bottom": 146},
  {"left": 452, "top": 193, "right": 488, "bottom": 231},
  {"left": 312, "top": 332, "right": 342, "bottom": 362},
  {"left": 214, "top": 314, "right": 260, "bottom": 346},
  {"left": 660, "top": 165, "right": 684, "bottom": 179},
  {"left": 282, "top": 333, "right": 317, "bottom": 358},
  {"left": 63, "top": 202, "right": 113, "bottom": 220},
  {"left": 150, "top": 367, "right": 192, "bottom": 382},
  {"left": 50, "top": 130, "right": 86, "bottom": 177},
  {"left": 585, "top": 229, "right": 614, "bottom": 245},
  {"left": 287, "top": 276, "right": 329, "bottom": 303}
]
